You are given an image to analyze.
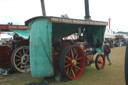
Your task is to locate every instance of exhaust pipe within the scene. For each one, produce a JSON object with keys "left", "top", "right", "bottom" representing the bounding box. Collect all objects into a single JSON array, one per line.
[
  {"left": 84, "top": 0, "right": 91, "bottom": 20},
  {"left": 40, "top": 0, "right": 46, "bottom": 16}
]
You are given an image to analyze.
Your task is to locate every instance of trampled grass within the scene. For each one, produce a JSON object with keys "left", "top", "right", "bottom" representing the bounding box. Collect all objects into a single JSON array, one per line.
[{"left": 0, "top": 46, "right": 126, "bottom": 85}]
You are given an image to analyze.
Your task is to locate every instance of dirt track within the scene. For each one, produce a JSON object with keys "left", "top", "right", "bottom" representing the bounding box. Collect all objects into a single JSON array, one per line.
[{"left": 0, "top": 46, "right": 126, "bottom": 85}]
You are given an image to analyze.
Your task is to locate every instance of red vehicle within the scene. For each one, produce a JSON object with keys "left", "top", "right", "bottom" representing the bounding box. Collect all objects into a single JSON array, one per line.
[{"left": 0, "top": 25, "right": 30, "bottom": 73}]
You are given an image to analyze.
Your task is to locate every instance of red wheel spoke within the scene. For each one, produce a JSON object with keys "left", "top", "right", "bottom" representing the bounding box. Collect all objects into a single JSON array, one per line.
[
  {"left": 64, "top": 60, "right": 68, "bottom": 63},
  {"left": 72, "top": 69, "right": 76, "bottom": 78},
  {"left": 73, "top": 48, "right": 77, "bottom": 55},
  {"left": 75, "top": 66, "right": 80, "bottom": 70},
  {"left": 71, "top": 49, "right": 74, "bottom": 59},
  {"left": 98, "top": 60, "right": 102, "bottom": 63},
  {"left": 65, "top": 64, "right": 71, "bottom": 68},
  {"left": 99, "top": 57, "right": 102, "bottom": 61},
  {"left": 66, "top": 67, "right": 69, "bottom": 74},
  {"left": 74, "top": 67, "right": 78, "bottom": 74},
  {"left": 75, "top": 53, "right": 78, "bottom": 59},
  {"left": 100, "top": 60, "right": 103, "bottom": 63},
  {"left": 98, "top": 57, "right": 103, "bottom": 64},
  {"left": 69, "top": 67, "right": 73, "bottom": 75},
  {"left": 68, "top": 50, "right": 71, "bottom": 57},
  {"left": 66, "top": 56, "right": 71, "bottom": 61},
  {"left": 76, "top": 62, "right": 81, "bottom": 64},
  {"left": 75, "top": 57, "right": 82, "bottom": 60}
]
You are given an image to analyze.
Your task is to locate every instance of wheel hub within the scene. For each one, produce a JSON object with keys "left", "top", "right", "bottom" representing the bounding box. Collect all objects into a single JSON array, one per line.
[
  {"left": 21, "top": 54, "right": 28, "bottom": 64},
  {"left": 72, "top": 59, "right": 77, "bottom": 66}
]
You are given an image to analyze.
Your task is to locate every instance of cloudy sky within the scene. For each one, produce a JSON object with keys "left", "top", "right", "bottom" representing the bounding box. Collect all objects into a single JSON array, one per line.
[{"left": 0, "top": 0, "right": 128, "bottom": 32}]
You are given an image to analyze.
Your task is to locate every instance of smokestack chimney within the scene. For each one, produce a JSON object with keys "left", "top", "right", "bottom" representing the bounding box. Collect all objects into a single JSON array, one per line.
[
  {"left": 40, "top": 0, "right": 46, "bottom": 16},
  {"left": 84, "top": 0, "right": 91, "bottom": 20},
  {"left": 108, "top": 18, "right": 111, "bottom": 29}
]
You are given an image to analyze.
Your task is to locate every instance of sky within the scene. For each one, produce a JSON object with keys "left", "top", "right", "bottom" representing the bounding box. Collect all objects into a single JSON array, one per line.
[{"left": 0, "top": 0, "right": 128, "bottom": 32}]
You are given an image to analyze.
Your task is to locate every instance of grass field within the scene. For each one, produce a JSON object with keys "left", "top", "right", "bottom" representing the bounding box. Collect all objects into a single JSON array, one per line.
[{"left": 0, "top": 46, "right": 126, "bottom": 85}]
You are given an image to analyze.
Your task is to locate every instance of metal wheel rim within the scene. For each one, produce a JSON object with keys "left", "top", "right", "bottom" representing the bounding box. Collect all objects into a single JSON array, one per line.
[{"left": 12, "top": 46, "right": 30, "bottom": 72}]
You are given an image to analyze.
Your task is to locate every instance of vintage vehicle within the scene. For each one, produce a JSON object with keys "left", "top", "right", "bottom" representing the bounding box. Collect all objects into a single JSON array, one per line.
[
  {"left": 25, "top": 16, "right": 108, "bottom": 80},
  {"left": 24, "top": 0, "right": 108, "bottom": 80},
  {"left": 0, "top": 25, "right": 30, "bottom": 73}
]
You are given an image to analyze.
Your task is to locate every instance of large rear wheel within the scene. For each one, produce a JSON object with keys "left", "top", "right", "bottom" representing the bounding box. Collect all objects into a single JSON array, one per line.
[
  {"left": 59, "top": 45, "right": 85, "bottom": 80},
  {"left": 11, "top": 46, "right": 30, "bottom": 73}
]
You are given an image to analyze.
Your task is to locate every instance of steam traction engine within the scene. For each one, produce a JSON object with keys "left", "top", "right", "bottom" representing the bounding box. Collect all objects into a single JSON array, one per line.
[
  {"left": 0, "top": 25, "right": 30, "bottom": 73},
  {"left": 24, "top": 0, "right": 107, "bottom": 80},
  {"left": 25, "top": 16, "right": 108, "bottom": 80}
]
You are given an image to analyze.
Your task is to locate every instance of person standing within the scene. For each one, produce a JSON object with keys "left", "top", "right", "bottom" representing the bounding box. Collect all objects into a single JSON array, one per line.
[{"left": 104, "top": 41, "right": 112, "bottom": 65}]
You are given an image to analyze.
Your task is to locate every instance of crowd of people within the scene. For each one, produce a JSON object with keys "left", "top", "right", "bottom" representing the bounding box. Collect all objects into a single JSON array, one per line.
[{"left": 105, "top": 38, "right": 127, "bottom": 48}]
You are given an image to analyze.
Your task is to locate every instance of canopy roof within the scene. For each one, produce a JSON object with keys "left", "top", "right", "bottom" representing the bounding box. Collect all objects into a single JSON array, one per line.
[
  {"left": 0, "top": 24, "right": 29, "bottom": 31},
  {"left": 25, "top": 16, "right": 108, "bottom": 26},
  {"left": 25, "top": 16, "right": 108, "bottom": 39}
]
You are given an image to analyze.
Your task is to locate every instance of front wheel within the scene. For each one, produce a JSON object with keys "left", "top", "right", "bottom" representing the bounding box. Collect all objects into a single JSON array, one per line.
[
  {"left": 59, "top": 45, "right": 85, "bottom": 80},
  {"left": 11, "top": 46, "right": 30, "bottom": 73},
  {"left": 95, "top": 54, "right": 105, "bottom": 70}
]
